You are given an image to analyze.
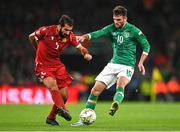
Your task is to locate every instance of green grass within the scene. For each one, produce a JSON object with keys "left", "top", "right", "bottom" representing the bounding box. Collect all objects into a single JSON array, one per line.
[{"left": 0, "top": 102, "right": 180, "bottom": 131}]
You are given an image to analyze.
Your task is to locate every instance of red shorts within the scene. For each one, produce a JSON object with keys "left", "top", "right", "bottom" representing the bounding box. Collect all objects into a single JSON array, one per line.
[{"left": 35, "top": 65, "right": 73, "bottom": 89}]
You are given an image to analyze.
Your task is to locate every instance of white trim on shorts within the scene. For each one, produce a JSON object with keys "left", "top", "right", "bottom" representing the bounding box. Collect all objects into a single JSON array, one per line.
[{"left": 95, "top": 63, "right": 134, "bottom": 89}]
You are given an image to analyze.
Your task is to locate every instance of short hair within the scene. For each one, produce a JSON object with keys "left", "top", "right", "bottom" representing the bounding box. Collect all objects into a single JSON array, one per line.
[
  {"left": 113, "top": 6, "right": 127, "bottom": 17},
  {"left": 59, "top": 15, "right": 74, "bottom": 27}
]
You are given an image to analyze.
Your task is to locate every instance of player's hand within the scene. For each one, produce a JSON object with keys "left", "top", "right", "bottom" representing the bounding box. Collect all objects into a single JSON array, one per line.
[
  {"left": 84, "top": 53, "right": 92, "bottom": 61},
  {"left": 77, "top": 35, "right": 88, "bottom": 43},
  {"left": 77, "top": 36, "right": 85, "bottom": 43},
  {"left": 138, "top": 63, "right": 145, "bottom": 75}
]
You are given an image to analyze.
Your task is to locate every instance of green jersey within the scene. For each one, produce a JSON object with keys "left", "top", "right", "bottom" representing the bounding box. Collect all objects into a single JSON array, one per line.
[{"left": 89, "top": 22, "right": 150, "bottom": 68}]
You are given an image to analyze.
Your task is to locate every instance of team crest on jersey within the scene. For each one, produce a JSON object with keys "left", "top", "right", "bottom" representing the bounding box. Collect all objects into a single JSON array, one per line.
[
  {"left": 62, "top": 38, "right": 67, "bottom": 42},
  {"left": 124, "top": 32, "right": 130, "bottom": 38}
]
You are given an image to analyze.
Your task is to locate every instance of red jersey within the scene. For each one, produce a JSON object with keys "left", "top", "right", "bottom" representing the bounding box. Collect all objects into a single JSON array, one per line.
[{"left": 34, "top": 25, "right": 79, "bottom": 68}]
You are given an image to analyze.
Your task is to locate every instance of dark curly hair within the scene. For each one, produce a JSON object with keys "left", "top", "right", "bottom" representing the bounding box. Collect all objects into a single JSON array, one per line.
[
  {"left": 59, "top": 15, "right": 74, "bottom": 27},
  {"left": 113, "top": 6, "right": 127, "bottom": 17}
]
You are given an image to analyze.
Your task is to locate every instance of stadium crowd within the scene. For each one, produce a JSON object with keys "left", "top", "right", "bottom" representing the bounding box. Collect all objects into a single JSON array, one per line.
[{"left": 0, "top": 0, "right": 179, "bottom": 101}]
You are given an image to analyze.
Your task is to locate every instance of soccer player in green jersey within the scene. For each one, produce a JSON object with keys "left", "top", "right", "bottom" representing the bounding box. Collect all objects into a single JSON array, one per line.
[{"left": 72, "top": 5, "right": 150, "bottom": 126}]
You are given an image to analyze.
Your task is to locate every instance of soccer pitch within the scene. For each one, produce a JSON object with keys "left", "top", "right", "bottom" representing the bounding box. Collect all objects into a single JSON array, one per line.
[{"left": 0, "top": 102, "right": 180, "bottom": 131}]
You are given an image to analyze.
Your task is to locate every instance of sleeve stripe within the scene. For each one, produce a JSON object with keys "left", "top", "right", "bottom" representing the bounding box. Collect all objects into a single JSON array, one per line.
[
  {"left": 34, "top": 36, "right": 38, "bottom": 41},
  {"left": 143, "top": 51, "right": 148, "bottom": 55},
  {"left": 76, "top": 44, "right": 82, "bottom": 48},
  {"left": 88, "top": 34, "right": 91, "bottom": 39}
]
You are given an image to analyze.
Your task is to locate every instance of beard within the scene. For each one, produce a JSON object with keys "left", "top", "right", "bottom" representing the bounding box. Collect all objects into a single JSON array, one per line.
[
  {"left": 115, "top": 23, "right": 124, "bottom": 28},
  {"left": 59, "top": 30, "right": 67, "bottom": 38}
]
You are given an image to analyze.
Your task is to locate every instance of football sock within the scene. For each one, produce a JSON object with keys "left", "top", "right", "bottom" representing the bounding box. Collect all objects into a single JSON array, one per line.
[
  {"left": 48, "top": 104, "right": 58, "bottom": 120},
  {"left": 113, "top": 88, "right": 124, "bottom": 104},
  {"left": 85, "top": 94, "right": 98, "bottom": 110},
  {"left": 51, "top": 90, "right": 66, "bottom": 110}
]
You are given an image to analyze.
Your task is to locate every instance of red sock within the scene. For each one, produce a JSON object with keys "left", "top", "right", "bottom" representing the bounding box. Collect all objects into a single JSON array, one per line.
[
  {"left": 51, "top": 90, "right": 66, "bottom": 110},
  {"left": 48, "top": 104, "right": 58, "bottom": 120}
]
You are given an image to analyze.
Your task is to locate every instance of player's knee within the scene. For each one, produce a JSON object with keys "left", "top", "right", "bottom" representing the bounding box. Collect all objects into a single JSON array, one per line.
[
  {"left": 43, "top": 77, "right": 58, "bottom": 90},
  {"left": 117, "top": 81, "right": 127, "bottom": 88},
  {"left": 117, "top": 77, "right": 129, "bottom": 88},
  {"left": 47, "top": 80, "right": 58, "bottom": 91},
  {"left": 49, "top": 86, "right": 59, "bottom": 91},
  {"left": 91, "top": 87, "right": 101, "bottom": 96}
]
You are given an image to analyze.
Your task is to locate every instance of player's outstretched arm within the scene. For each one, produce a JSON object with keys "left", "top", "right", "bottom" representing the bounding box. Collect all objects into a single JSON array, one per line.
[
  {"left": 29, "top": 32, "right": 38, "bottom": 50},
  {"left": 76, "top": 44, "right": 92, "bottom": 61},
  {"left": 77, "top": 34, "right": 90, "bottom": 43}
]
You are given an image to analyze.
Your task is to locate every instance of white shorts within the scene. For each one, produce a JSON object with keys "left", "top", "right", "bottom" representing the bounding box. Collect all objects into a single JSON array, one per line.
[{"left": 95, "top": 63, "right": 134, "bottom": 89}]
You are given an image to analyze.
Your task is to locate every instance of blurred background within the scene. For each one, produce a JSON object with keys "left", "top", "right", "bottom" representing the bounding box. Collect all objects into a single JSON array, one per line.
[{"left": 0, "top": 0, "right": 179, "bottom": 104}]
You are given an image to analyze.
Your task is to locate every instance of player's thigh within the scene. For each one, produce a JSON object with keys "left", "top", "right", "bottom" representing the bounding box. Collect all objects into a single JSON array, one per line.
[
  {"left": 95, "top": 64, "right": 117, "bottom": 89},
  {"left": 35, "top": 67, "right": 58, "bottom": 91},
  {"left": 91, "top": 81, "right": 107, "bottom": 95},
  {"left": 117, "top": 76, "right": 130, "bottom": 88},
  {"left": 43, "top": 76, "right": 58, "bottom": 91},
  {"left": 117, "top": 66, "right": 134, "bottom": 88},
  {"left": 56, "top": 66, "right": 73, "bottom": 89}
]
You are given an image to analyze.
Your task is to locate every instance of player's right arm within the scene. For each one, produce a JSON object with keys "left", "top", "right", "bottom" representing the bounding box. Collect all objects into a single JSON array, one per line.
[
  {"left": 29, "top": 27, "right": 47, "bottom": 50},
  {"left": 29, "top": 32, "right": 38, "bottom": 50},
  {"left": 78, "top": 24, "right": 112, "bottom": 42},
  {"left": 70, "top": 32, "right": 92, "bottom": 61},
  {"left": 76, "top": 44, "right": 92, "bottom": 61}
]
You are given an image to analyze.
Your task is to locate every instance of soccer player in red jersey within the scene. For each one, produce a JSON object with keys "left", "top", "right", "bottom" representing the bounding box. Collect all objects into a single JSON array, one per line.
[{"left": 29, "top": 15, "right": 92, "bottom": 126}]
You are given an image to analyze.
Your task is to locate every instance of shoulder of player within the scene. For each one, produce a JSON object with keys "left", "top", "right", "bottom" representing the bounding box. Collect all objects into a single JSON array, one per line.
[
  {"left": 37, "top": 26, "right": 46, "bottom": 31},
  {"left": 37, "top": 25, "right": 50, "bottom": 32},
  {"left": 40, "top": 25, "right": 57, "bottom": 31},
  {"left": 69, "top": 32, "right": 76, "bottom": 41},
  {"left": 126, "top": 22, "right": 135, "bottom": 29},
  {"left": 127, "top": 22, "right": 141, "bottom": 34},
  {"left": 107, "top": 23, "right": 115, "bottom": 29},
  {"left": 46, "top": 25, "right": 57, "bottom": 31},
  {"left": 102, "top": 23, "right": 115, "bottom": 31}
]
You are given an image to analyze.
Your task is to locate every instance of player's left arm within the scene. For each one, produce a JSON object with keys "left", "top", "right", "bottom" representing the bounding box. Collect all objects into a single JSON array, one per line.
[
  {"left": 70, "top": 33, "right": 92, "bottom": 61},
  {"left": 138, "top": 53, "right": 148, "bottom": 75},
  {"left": 135, "top": 29, "right": 150, "bottom": 75}
]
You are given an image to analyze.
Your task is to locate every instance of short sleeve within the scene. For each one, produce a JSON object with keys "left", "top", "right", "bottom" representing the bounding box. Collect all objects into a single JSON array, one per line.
[
  {"left": 70, "top": 32, "right": 79, "bottom": 47},
  {"left": 35, "top": 26, "right": 47, "bottom": 39}
]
